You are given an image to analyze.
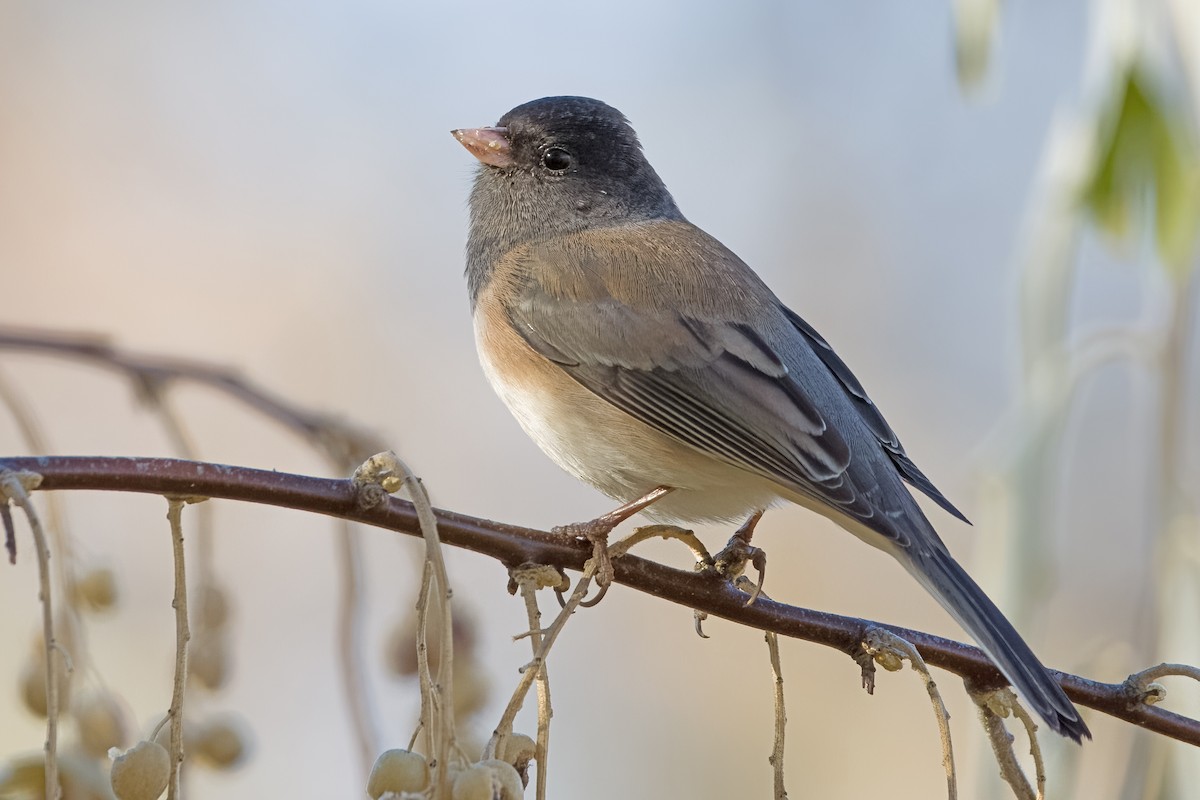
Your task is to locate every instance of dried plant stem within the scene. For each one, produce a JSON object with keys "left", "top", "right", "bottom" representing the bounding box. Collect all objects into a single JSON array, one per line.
[
  {"left": 511, "top": 566, "right": 558, "bottom": 800},
  {"left": 488, "top": 560, "right": 599, "bottom": 759},
  {"left": 0, "top": 370, "right": 83, "bottom": 638},
  {"left": 151, "top": 393, "right": 219, "bottom": 603},
  {"left": 1007, "top": 700, "right": 1046, "bottom": 798},
  {"left": 607, "top": 523, "right": 711, "bottom": 564},
  {"left": 1131, "top": 662, "right": 1200, "bottom": 686},
  {"left": 727, "top": 575, "right": 790, "bottom": 799},
  {"left": 863, "top": 628, "right": 958, "bottom": 799},
  {"left": 0, "top": 469, "right": 58, "bottom": 800},
  {"left": 402, "top": 467, "right": 457, "bottom": 786},
  {"left": 355, "top": 451, "right": 459, "bottom": 787},
  {"left": 0, "top": 328, "right": 387, "bottom": 467},
  {"left": 970, "top": 688, "right": 1039, "bottom": 800},
  {"left": 336, "top": 520, "right": 378, "bottom": 776},
  {"left": 764, "top": 631, "right": 787, "bottom": 800},
  {"left": 412, "top": 559, "right": 439, "bottom": 754},
  {"left": 165, "top": 498, "right": 193, "bottom": 800}
]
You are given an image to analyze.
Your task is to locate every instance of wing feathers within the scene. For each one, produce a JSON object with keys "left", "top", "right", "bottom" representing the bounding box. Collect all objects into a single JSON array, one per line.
[
  {"left": 508, "top": 223, "right": 964, "bottom": 543},
  {"left": 780, "top": 306, "right": 970, "bottom": 524}
]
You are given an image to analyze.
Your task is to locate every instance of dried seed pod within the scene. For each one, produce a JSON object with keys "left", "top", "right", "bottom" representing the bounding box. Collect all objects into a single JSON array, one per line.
[
  {"left": 367, "top": 749, "right": 430, "bottom": 798},
  {"left": 386, "top": 607, "right": 477, "bottom": 677},
  {"left": 500, "top": 734, "right": 537, "bottom": 787},
  {"left": 452, "top": 760, "right": 523, "bottom": 800},
  {"left": 76, "top": 567, "right": 118, "bottom": 611},
  {"left": 19, "top": 652, "right": 71, "bottom": 717},
  {"left": 109, "top": 740, "right": 170, "bottom": 800},
  {"left": 476, "top": 759, "right": 523, "bottom": 799},
  {"left": 193, "top": 716, "right": 248, "bottom": 769},
  {"left": 451, "top": 764, "right": 494, "bottom": 800},
  {"left": 188, "top": 633, "right": 230, "bottom": 691},
  {"left": 196, "top": 584, "right": 231, "bottom": 630},
  {"left": 75, "top": 690, "right": 130, "bottom": 757}
]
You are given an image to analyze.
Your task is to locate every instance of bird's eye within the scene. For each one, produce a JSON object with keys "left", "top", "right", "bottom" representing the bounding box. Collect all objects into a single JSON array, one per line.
[{"left": 541, "top": 148, "right": 572, "bottom": 171}]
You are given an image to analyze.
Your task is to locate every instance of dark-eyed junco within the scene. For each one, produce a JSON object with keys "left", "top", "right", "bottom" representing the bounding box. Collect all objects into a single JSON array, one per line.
[{"left": 452, "top": 96, "right": 1089, "bottom": 742}]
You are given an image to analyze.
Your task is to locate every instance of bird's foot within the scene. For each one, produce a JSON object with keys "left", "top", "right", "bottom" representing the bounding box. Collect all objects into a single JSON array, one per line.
[
  {"left": 551, "top": 486, "right": 675, "bottom": 606},
  {"left": 710, "top": 510, "right": 768, "bottom": 605},
  {"left": 552, "top": 517, "right": 617, "bottom": 603}
]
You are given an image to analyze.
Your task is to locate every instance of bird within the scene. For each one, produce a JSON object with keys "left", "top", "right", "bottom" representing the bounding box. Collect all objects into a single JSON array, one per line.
[{"left": 452, "top": 95, "right": 1090, "bottom": 742}]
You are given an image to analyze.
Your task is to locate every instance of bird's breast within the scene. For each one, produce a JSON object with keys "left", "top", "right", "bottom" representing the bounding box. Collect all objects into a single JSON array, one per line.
[{"left": 472, "top": 278, "right": 783, "bottom": 524}]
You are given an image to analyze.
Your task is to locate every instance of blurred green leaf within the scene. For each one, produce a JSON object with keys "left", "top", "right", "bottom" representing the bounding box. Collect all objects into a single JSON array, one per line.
[
  {"left": 1081, "top": 67, "right": 1200, "bottom": 280},
  {"left": 953, "top": 0, "right": 1000, "bottom": 92}
]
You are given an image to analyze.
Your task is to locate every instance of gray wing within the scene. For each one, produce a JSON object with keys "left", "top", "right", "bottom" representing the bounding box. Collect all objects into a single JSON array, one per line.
[
  {"left": 505, "top": 231, "right": 958, "bottom": 547},
  {"left": 780, "top": 306, "right": 969, "bottom": 524}
]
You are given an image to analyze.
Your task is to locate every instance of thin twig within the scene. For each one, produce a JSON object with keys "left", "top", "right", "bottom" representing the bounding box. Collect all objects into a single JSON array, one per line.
[
  {"left": 487, "top": 559, "right": 599, "bottom": 759},
  {"left": 764, "top": 631, "right": 787, "bottom": 800},
  {"left": 510, "top": 564, "right": 563, "bottom": 800},
  {"left": 0, "top": 369, "right": 87, "bottom": 654},
  {"left": 165, "top": 498, "right": 195, "bottom": 800},
  {"left": 412, "top": 559, "right": 438, "bottom": 756},
  {"left": 970, "top": 688, "right": 1039, "bottom": 800},
  {"left": 863, "top": 627, "right": 957, "bottom": 800},
  {"left": 1129, "top": 662, "right": 1200, "bottom": 687},
  {"left": 6, "top": 455, "right": 1200, "bottom": 747},
  {"left": 1007, "top": 698, "right": 1047, "bottom": 799},
  {"left": 608, "top": 524, "right": 712, "bottom": 564},
  {"left": 400, "top": 461, "right": 457, "bottom": 786},
  {"left": 149, "top": 392, "right": 220, "bottom": 632},
  {"left": 354, "top": 451, "right": 458, "bottom": 788},
  {"left": 727, "top": 574, "right": 790, "bottom": 799},
  {"left": 4, "top": 329, "right": 392, "bottom": 780},
  {"left": 0, "top": 328, "right": 387, "bottom": 467},
  {"left": 1124, "top": 662, "right": 1200, "bottom": 708},
  {"left": 2, "top": 502, "right": 14, "bottom": 564},
  {"left": 0, "top": 469, "right": 58, "bottom": 800}
]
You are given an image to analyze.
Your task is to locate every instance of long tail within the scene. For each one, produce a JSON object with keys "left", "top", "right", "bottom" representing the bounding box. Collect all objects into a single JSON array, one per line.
[{"left": 905, "top": 546, "right": 1091, "bottom": 743}]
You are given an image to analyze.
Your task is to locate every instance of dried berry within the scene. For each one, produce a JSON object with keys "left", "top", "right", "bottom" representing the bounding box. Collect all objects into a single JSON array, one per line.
[
  {"left": 501, "top": 734, "right": 537, "bottom": 787},
  {"left": 367, "top": 749, "right": 429, "bottom": 798},
  {"left": 193, "top": 716, "right": 248, "bottom": 769},
  {"left": 110, "top": 740, "right": 170, "bottom": 800},
  {"left": 76, "top": 567, "right": 118, "bottom": 611},
  {"left": 452, "top": 760, "right": 523, "bottom": 800},
  {"left": 75, "top": 690, "right": 129, "bottom": 757},
  {"left": 19, "top": 653, "right": 71, "bottom": 717},
  {"left": 188, "top": 633, "right": 230, "bottom": 691}
]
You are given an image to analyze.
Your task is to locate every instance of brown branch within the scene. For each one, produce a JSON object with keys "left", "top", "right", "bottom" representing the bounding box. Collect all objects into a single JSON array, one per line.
[
  {"left": 3, "top": 454, "right": 1198, "bottom": 747},
  {"left": 0, "top": 328, "right": 385, "bottom": 467}
]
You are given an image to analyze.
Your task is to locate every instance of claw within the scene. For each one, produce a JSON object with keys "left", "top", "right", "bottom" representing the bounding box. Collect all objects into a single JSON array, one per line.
[
  {"left": 550, "top": 487, "right": 674, "bottom": 605},
  {"left": 712, "top": 511, "right": 769, "bottom": 604},
  {"left": 579, "top": 581, "right": 610, "bottom": 608}
]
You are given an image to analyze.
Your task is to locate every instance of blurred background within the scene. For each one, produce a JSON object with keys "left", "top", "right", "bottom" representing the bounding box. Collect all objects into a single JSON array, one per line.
[{"left": 1, "top": 1, "right": 1197, "bottom": 798}]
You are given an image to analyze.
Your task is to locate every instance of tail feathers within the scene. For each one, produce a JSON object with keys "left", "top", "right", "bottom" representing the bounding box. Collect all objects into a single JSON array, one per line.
[{"left": 907, "top": 547, "right": 1091, "bottom": 743}]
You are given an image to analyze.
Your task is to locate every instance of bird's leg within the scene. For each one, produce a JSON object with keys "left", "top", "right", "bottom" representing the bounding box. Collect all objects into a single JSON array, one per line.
[
  {"left": 711, "top": 510, "right": 768, "bottom": 605},
  {"left": 552, "top": 486, "right": 675, "bottom": 591}
]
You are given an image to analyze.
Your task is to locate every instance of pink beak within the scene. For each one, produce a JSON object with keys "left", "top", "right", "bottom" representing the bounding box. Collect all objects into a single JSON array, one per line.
[{"left": 451, "top": 126, "right": 515, "bottom": 168}]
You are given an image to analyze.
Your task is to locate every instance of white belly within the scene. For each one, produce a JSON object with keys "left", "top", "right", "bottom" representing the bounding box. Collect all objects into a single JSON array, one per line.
[{"left": 473, "top": 308, "right": 784, "bottom": 524}]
